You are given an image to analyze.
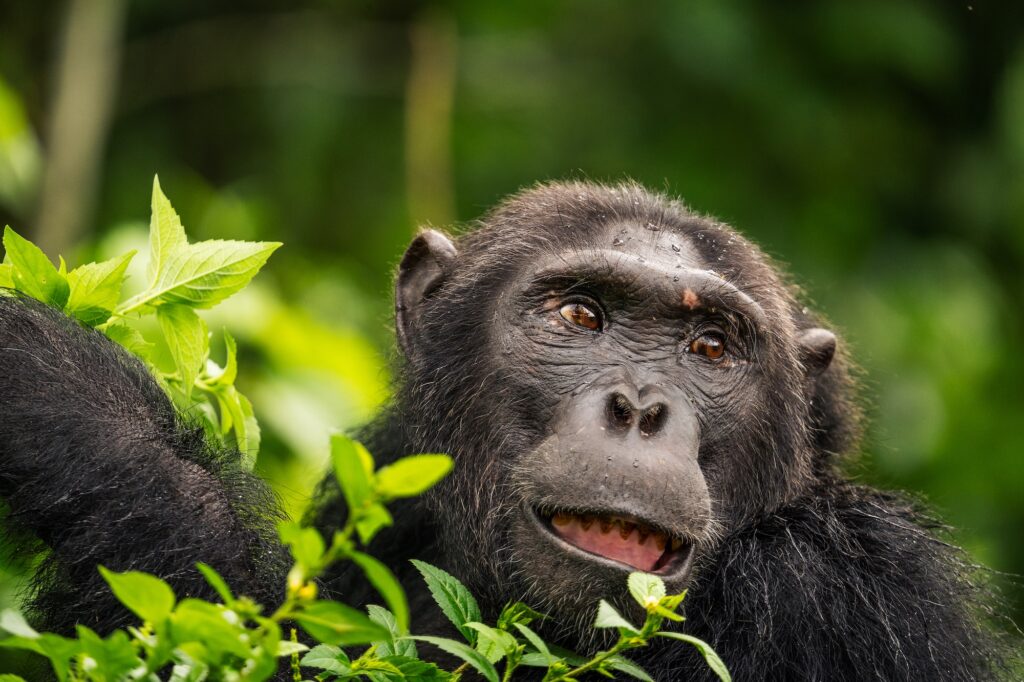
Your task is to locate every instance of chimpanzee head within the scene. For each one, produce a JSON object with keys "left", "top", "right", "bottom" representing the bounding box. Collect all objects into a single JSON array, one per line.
[{"left": 392, "top": 181, "right": 857, "bottom": 631}]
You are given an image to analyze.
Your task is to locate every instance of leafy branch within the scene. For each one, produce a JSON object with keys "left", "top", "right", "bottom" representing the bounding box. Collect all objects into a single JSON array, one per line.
[
  {"left": 0, "top": 180, "right": 730, "bottom": 682},
  {"left": 1, "top": 176, "right": 279, "bottom": 465}
]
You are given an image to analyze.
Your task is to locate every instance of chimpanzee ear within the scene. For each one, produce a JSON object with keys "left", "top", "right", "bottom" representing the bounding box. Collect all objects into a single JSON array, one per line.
[
  {"left": 396, "top": 229, "right": 458, "bottom": 359},
  {"left": 797, "top": 328, "right": 837, "bottom": 378}
]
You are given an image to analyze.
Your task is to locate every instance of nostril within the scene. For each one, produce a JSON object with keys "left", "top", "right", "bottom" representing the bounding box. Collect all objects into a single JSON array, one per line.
[
  {"left": 606, "top": 393, "right": 634, "bottom": 431},
  {"left": 638, "top": 403, "right": 668, "bottom": 437}
]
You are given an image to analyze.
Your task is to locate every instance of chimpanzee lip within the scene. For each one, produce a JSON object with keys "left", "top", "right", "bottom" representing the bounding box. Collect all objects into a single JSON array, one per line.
[{"left": 528, "top": 506, "right": 695, "bottom": 577}]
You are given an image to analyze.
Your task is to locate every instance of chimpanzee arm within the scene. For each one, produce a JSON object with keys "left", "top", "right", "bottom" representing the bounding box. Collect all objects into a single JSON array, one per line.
[{"left": 0, "top": 295, "right": 290, "bottom": 634}]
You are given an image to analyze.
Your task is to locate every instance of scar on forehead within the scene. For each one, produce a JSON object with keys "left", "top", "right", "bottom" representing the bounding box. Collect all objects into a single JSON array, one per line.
[{"left": 681, "top": 289, "right": 700, "bottom": 310}]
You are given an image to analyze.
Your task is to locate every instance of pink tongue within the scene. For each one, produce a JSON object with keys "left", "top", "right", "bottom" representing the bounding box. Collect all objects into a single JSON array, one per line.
[{"left": 554, "top": 522, "right": 664, "bottom": 571}]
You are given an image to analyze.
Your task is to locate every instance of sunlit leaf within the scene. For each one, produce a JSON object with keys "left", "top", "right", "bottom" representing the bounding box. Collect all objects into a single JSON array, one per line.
[
  {"left": 294, "top": 601, "right": 388, "bottom": 646},
  {"left": 593, "top": 600, "right": 639, "bottom": 634},
  {"left": 65, "top": 251, "right": 135, "bottom": 326},
  {"left": 375, "top": 454, "right": 453, "bottom": 499},
  {"left": 98, "top": 567, "right": 176, "bottom": 624},
  {"left": 411, "top": 560, "right": 481, "bottom": 645},
  {"left": 2, "top": 225, "right": 68, "bottom": 307},
  {"left": 408, "top": 635, "right": 499, "bottom": 682},
  {"left": 157, "top": 304, "right": 208, "bottom": 400},
  {"left": 658, "top": 632, "right": 731, "bottom": 682}
]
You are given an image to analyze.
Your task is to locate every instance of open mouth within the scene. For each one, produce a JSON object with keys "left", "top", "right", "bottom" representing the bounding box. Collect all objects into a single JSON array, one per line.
[{"left": 536, "top": 509, "right": 693, "bottom": 574}]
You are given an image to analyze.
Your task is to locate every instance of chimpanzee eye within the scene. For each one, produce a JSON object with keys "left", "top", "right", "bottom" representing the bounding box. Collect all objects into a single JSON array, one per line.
[
  {"left": 559, "top": 303, "right": 601, "bottom": 331},
  {"left": 689, "top": 332, "right": 726, "bottom": 360}
]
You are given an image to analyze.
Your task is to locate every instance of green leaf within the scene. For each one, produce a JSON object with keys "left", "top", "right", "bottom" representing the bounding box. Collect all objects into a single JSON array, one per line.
[
  {"left": 511, "top": 623, "right": 552, "bottom": 663},
  {"left": 375, "top": 454, "right": 453, "bottom": 499},
  {"left": 65, "top": 251, "right": 135, "bottom": 326},
  {"left": 275, "top": 639, "right": 308, "bottom": 656},
  {"left": 657, "top": 632, "right": 731, "bottom": 682},
  {"left": 195, "top": 563, "right": 233, "bottom": 604},
  {"left": 237, "top": 392, "right": 260, "bottom": 462},
  {"left": 349, "top": 551, "right": 409, "bottom": 633},
  {"left": 206, "top": 329, "right": 238, "bottom": 387},
  {"left": 299, "top": 643, "right": 349, "bottom": 673},
  {"left": 0, "top": 262, "right": 13, "bottom": 288},
  {"left": 278, "top": 522, "right": 326, "bottom": 571},
  {"left": 103, "top": 322, "right": 154, "bottom": 358},
  {"left": 466, "top": 622, "right": 518, "bottom": 664},
  {"left": 593, "top": 600, "right": 639, "bottom": 634},
  {"left": 367, "top": 605, "right": 416, "bottom": 658},
  {"left": 355, "top": 502, "right": 392, "bottom": 545},
  {"left": 147, "top": 176, "right": 188, "bottom": 285},
  {"left": 627, "top": 572, "right": 666, "bottom": 609},
  {"left": 411, "top": 560, "right": 482, "bottom": 645},
  {"left": 0, "top": 674, "right": 27, "bottom": 681},
  {"left": 606, "top": 655, "right": 655, "bottom": 681},
  {"left": 98, "top": 566, "right": 176, "bottom": 624},
  {"left": 294, "top": 600, "right": 389, "bottom": 646},
  {"left": 497, "top": 602, "right": 545, "bottom": 631},
  {"left": 330, "top": 434, "right": 375, "bottom": 518},
  {"left": 0, "top": 610, "right": 37, "bottom": 638},
  {"left": 157, "top": 304, "right": 208, "bottom": 400},
  {"left": 377, "top": 656, "right": 450, "bottom": 681},
  {"left": 76, "top": 626, "right": 140, "bottom": 681},
  {"left": 2, "top": 225, "right": 69, "bottom": 307},
  {"left": 170, "top": 599, "right": 250, "bottom": 658},
  {"left": 117, "top": 177, "right": 280, "bottom": 313},
  {"left": 408, "top": 636, "right": 499, "bottom": 682}
]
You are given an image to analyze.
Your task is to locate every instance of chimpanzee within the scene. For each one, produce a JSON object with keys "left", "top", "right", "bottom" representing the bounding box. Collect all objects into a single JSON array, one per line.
[{"left": 0, "top": 182, "right": 1014, "bottom": 680}]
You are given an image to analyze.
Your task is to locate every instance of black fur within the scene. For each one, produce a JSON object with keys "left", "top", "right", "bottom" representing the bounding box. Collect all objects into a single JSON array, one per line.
[{"left": 1, "top": 181, "right": 1017, "bottom": 680}]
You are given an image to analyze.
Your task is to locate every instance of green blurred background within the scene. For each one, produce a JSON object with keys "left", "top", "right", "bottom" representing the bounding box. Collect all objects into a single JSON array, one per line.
[{"left": 0, "top": 0, "right": 1021, "bottom": 631}]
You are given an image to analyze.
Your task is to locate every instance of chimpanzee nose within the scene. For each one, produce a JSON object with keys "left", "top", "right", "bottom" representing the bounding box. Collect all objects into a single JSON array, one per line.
[{"left": 605, "top": 391, "right": 670, "bottom": 437}]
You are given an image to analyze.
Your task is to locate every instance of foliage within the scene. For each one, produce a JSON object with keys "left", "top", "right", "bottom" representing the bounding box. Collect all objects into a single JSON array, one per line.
[
  {"left": 0, "top": 184, "right": 729, "bottom": 680},
  {"left": 0, "top": 432, "right": 728, "bottom": 681},
  {"left": 1, "top": 177, "right": 279, "bottom": 465}
]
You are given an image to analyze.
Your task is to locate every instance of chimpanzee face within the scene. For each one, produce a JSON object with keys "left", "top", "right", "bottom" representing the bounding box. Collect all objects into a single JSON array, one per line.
[{"left": 395, "top": 189, "right": 836, "bottom": 624}]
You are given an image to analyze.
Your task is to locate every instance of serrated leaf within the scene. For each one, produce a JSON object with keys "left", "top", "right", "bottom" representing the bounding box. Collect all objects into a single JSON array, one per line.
[
  {"left": 606, "top": 655, "right": 655, "bottom": 681},
  {"left": 65, "top": 251, "right": 135, "bottom": 326},
  {"left": 657, "top": 632, "right": 731, "bottom": 682},
  {"left": 330, "top": 434, "right": 375, "bottom": 518},
  {"left": 377, "top": 656, "right": 450, "bottom": 681},
  {"left": 627, "top": 572, "right": 666, "bottom": 609},
  {"left": 375, "top": 454, "right": 453, "bottom": 500},
  {"left": 98, "top": 566, "right": 176, "bottom": 624},
  {"left": 349, "top": 551, "right": 409, "bottom": 634},
  {"left": 148, "top": 176, "right": 188, "bottom": 284},
  {"left": 411, "top": 560, "right": 481, "bottom": 645},
  {"left": 593, "top": 600, "right": 639, "bottom": 634},
  {"left": 2, "top": 225, "right": 69, "bottom": 307},
  {"left": 104, "top": 322, "right": 154, "bottom": 358},
  {"left": 408, "top": 636, "right": 499, "bottom": 682},
  {"left": 294, "top": 600, "right": 388, "bottom": 646},
  {"left": 466, "top": 622, "right": 518, "bottom": 664},
  {"left": 368, "top": 605, "right": 416, "bottom": 658},
  {"left": 157, "top": 304, "right": 208, "bottom": 400},
  {"left": 300, "top": 643, "right": 349, "bottom": 673},
  {"left": 140, "top": 238, "right": 281, "bottom": 310}
]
